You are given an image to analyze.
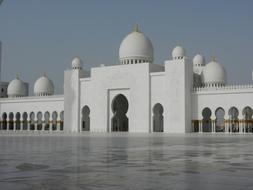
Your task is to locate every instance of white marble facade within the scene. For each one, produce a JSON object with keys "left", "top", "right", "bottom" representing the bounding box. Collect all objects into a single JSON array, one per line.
[{"left": 0, "top": 26, "right": 253, "bottom": 133}]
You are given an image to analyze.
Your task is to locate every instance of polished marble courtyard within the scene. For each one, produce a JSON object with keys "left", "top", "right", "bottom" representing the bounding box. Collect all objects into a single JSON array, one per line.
[{"left": 0, "top": 133, "right": 253, "bottom": 190}]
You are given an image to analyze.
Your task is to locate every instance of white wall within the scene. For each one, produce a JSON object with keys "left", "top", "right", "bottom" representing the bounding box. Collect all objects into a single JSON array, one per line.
[
  {"left": 150, "top": 72, "right": 166, "bottom": 132},
  {"left": 80, "top": 63, "right": 163, "bottom": 133},
  {"left": 164, "top": 58, "right": 193, "bottom": 133}
]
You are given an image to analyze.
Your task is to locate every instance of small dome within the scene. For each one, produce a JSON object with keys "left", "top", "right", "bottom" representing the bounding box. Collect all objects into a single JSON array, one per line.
[
  {"left": 72, "top": 57, "right": 83, "bottom": 69},
  {"left": 7, "top": 77, "right": 26, "bottom": 97},
  {"left": 119, "top": 25, "right": 153, "bottom": 64},
  {"left": 193, "top": 54, "right": 205, "bottom": 67},
  {"left": 34, "top": 75, "right": 54, "bottom": 96},
  {"left": 202, "top": 59, "right": 227, "bottom": 86},
  {"left": 172, "top": 46, "right": 186, "bottom": 60}
]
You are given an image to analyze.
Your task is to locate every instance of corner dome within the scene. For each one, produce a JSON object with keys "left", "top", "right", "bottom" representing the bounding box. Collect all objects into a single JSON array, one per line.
[
  {"left": 193, "top": 54, "right": 205, "bottom": 67},
  {"left": 34, "top": 75, "right": 54, "bottom": 96},
  {"left": 202, "top": 59, "right": 227, "bottom": 86},
  {"left": 72, "top": 57, "right": 83, "bottom": 70},
  {"left": 172, "top": 46, "right": 186, "bottom": 60},
  {"left": 119, "top": 25, "right": 153, "bottom": 64},
  {"left": 7, "top": 77, "right": 26, "bottom": 97}
]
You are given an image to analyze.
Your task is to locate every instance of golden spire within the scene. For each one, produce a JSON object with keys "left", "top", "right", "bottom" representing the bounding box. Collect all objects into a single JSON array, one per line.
[
  {"left": 16, "top": 73, "right": 19, "bottom": 79},
  {"left": 133, "top": 24, "right": 139, "bottom": 32}
]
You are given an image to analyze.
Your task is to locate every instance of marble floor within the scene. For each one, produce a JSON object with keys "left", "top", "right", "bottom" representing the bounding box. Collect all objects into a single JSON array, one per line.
[{"left": 0, "top": 133, "right": 253, "bottom": 190}]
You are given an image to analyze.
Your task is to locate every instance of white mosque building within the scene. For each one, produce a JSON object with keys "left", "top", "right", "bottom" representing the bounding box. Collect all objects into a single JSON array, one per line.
[{"left": 0, "top": 26, "right": 253, "bottom": 134}]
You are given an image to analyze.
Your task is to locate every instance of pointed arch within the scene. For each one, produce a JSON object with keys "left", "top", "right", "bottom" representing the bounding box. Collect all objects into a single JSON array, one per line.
[
  {"left": 82, "top": 106, "right": 90, "bottom": 131},
  {"left": 242, "top": 106, "right": 253, "bottom": 133},
  {"left": 215, "top": 107, "right": 225, "bottom": 132},
  {"left": 22, "top": 112, "right": 28, "bottom": 130},
  {"left": 111, "top": 94, "right": 129, "bottom": 132},
  {"left": 202, "top": 107, "right": 212, "bottom": 132},
  {"left": 153, "top": 103, "right": 164, "bottom": 132},
  {"left": 9, "top": 112, "right": 14, "bottom": 130},
  {"left": 2, "top": 112, "right": 7, "bottom": 130},
  {"left": 228, "top": 107, "right": 239, "bottom": 133},
  {"left": 60, "top": 111, "right": 64, "bottom": 131},
  {"left": 52, "top": 111, "right": 58, "bottom": 130},
  {"left": 37, "top": 112, "right": 43, "bottom": 130},
  {"left": 44, "top": 112, "right": 50, "bottom": 130}
]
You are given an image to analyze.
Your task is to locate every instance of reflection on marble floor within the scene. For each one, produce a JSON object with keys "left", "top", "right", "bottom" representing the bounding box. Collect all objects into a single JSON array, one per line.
[{"left": 0, "top": 133, "right": 253, "bottom": 190}]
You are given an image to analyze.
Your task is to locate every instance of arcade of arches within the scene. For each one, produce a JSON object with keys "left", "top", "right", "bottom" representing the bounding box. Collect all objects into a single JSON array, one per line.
[
  {"left": 0, "top": 111, "right": 64, "bottom": 131},
  {"left": 192, "top": 106, "right": 253, "bottom": 133}
]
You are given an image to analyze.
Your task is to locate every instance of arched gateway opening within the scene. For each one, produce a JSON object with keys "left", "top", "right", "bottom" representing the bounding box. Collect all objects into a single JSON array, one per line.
[
  {"left": 202, "top": 108, "right": 212, "bottom": 132},
  {"left": 111, "top": 94, "right": 129, "bottom": 132},
  {"left": 82, "top": 106, "right": 90, "bottom": 131},
  {"left": 153, "top": 103, "right": 164, "bottom": 132}
]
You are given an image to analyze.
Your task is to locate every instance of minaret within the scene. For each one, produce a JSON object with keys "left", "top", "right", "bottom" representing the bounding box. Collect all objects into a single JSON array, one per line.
[{"left": 0, "top": 41, "right": 2, "bottom": 81}]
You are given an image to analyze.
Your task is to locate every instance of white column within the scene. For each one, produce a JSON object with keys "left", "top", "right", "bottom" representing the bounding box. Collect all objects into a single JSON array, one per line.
[
  {"left": 199, "top": 120, "right": 202, "bottom": 133},
  {"left": 7, "top": 120, "right": 9, "bottom": 131},
  {"left": 27, "top": 121, "right": 30, "bottom": 131},
  {"left": 212, "top": 120, "right": 215, "bottom": 133},
  {"left": 50, "top": 121, "right": 52, "bottom": 132},
  {"left": 243, "top": 121, "right": 246, "bottom": 133},
  {"left": 34, "top": 122, "right": 38, "bottom": 132},
  {"left": 42, "top": 122, "right": 45, "bottom": 131},
  {"left": 20, "top": 120, "right": 24, "bottom": 130},
  {"left": 225, "top": 121, "right": 229, "bottom": 133},
  {"left": 239, "top": 120, "right": 243, "bottom": 133}
]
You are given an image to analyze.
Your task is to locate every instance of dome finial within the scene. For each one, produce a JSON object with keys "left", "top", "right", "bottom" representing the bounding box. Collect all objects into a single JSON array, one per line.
[
  {"left": 133, "top": 24, "right": 139, "bottom": 32},
  {"left": 43, "top": 72, "right": 47, "bottom": 77},
  {"left": 212, "top": 56, "right": 217, "bottom": 62},
  {"left": 16, "top": 73, "right": 19, "bottom": 80}
]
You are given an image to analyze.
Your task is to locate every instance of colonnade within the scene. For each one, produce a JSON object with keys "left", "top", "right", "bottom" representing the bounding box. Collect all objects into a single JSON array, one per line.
[
  {"left": 192, "top": 119, "right": 253, "bottom": 133},
  {"left": 0, "top": 120, "right": 64, "bottom": 131},
  {"left": 0, "top": 111, "right": 64, "bottom": 132}
]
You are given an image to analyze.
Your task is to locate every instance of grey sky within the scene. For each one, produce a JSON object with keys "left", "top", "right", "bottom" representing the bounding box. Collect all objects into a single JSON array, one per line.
[{"left": 0, "top": 0, "right": 252, "bottom": 94}]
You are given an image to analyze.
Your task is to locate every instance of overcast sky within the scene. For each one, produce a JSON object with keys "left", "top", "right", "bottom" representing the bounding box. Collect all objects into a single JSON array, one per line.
[{"left": 0, "top": 0, "right": 253, "bottom": 94}]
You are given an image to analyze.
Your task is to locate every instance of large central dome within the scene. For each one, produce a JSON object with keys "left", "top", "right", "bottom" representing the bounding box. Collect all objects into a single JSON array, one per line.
[{"left": 119, "top": 25, "right": 153, "bottom": 64}]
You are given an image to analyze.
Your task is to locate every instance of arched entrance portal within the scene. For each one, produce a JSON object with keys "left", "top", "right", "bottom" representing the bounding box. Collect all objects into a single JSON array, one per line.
[
  {"left": 82, "top": 106, "right": 90, "bottom": 131},
  {"left": 202, "top": 107, "right": 212, "bottom": 132},
  {"left": 153, "top": 103, "right": 164, "bottom": 132},
  {"left": 111, "top": 94, "right": 129, "bottom": 132}
]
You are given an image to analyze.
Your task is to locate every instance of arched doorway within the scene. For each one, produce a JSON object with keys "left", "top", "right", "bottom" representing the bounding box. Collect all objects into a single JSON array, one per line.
[
  {"left": 60, "top": 111, "right": 64, "bottom": 130},
  {"left": 44, "top": 112, "right": 50, "bottom": 130},
  {"left": 52, "top": 111, "right": 58, "bottom": 130},
  {"left": 228, "top": 107, "right": 239, "bottom": 133},
  {"left": 82, "top": 106, "right": 90, "bottom": 131},
  {"left": 2, "top": 113, "right": 7, "bottom": 130},
  {"left": 15, "top": 112, "right": 21, "bottom": 130},
  {"left": 243, "top": 107, "right": 253, "bottom": 133},
  {"left": 215, "top": 107, "right": 225, "bottom": 132},
  {"left": 111, "top": 94, "right": 129, "bottom": 132},
  {"left": 37, "top": 112, "right": 43, "bottom": 130},
  {"left": 9, "top": 112, "right": 14, "bottom": 130},
  {"left": 202, "top": 108, "right": 212, "bottom": 132},
  {"left": 29, "top": 112, "right": 35, "bottom": 130},
  {"left": 153, "top": 103, "right": 164, "bottom": 132},
  {"left": 22, "top": 112, "right": 28, "bottom": 130}
]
